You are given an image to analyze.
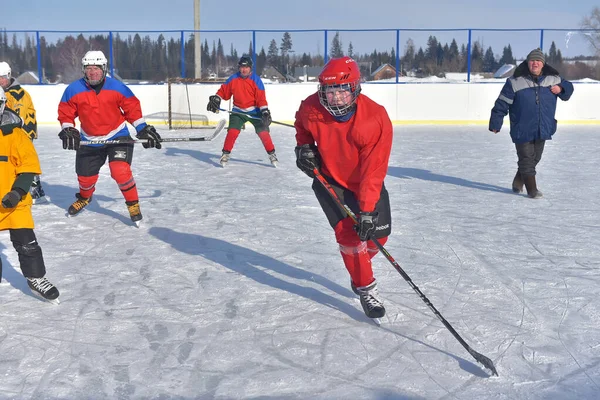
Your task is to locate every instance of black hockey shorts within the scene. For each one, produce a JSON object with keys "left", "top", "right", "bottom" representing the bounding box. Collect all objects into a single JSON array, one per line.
[
  {"left": 75, "top": 143, "right": 134, "bottom": 176},
  {"left": 311, "top": 175, "right": 392, "bottom": 239}
]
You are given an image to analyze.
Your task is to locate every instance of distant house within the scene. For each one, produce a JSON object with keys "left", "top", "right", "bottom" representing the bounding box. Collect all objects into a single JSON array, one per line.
[
  {"left": 261, "top": 66, "right": 286, "bottom": 83},
  {"left": 292, "top": 66, "right": 322, "bottom": 82},
  {"left": 494, "top": 64, "right": 516, "bottom": 79},
  {"left": 16, "top": 71, "right": 42, "bottom": 84},
  {"left": 370, "top": 64, "right": 397, "bottom": 81}
]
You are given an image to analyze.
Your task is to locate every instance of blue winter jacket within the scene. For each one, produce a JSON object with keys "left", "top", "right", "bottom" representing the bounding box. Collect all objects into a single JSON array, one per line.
[{"left": 489, "top": 62, "right": 573, "bottom": 144}]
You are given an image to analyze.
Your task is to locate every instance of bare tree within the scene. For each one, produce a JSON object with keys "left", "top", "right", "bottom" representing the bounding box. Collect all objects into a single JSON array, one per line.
[{"left": 581, "top": 7, "right": 600, "bottom": 54}]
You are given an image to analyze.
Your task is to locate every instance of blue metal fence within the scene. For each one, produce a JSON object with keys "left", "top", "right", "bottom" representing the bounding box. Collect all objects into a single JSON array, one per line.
[{"left": 2, "top": 28, "right": 598, "bottom": 83}]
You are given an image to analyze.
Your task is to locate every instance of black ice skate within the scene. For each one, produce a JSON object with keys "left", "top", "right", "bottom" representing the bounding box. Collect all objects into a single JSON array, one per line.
[
  {"left": 356, "top": 281, "right": 386, "bottom": 319},
  {"left": 68, "top": 193, "right": 92, "bottom": 215},
  {"left": 27, "top": 276, "right": 60, "bottom": 304}
]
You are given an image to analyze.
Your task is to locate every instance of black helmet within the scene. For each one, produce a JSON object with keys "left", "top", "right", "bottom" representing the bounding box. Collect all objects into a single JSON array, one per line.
[{"left": 238, "top": 56, "right": 253, "bottom": 68}]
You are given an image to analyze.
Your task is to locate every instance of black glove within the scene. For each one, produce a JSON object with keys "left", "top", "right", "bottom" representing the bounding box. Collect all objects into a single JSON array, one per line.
[
  {"left": 355, "top": 211, "right": 378, "bottom": 241},
  {"left": 261, "top": 108, "right": 272, "bottom": 127},
  {"left": 58, "top": 127, "right": 80, "bottom": 150},
  {"left": 1, "top": 188, "right": 25, "bottom": 208},
  {"left": 207, "top": 95, "right": 221, "bottom": 113},
  {"left": 295, "top": 144, "right": 321, "bottom": 178},
  {"left": 136, "top": 125, "right": 162, "bottom": 149}
]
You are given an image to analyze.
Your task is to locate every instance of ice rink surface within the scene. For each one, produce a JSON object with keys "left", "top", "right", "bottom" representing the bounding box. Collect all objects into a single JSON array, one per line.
[{"left": 1, "top": 124, "right": 599, "bottom": 399}]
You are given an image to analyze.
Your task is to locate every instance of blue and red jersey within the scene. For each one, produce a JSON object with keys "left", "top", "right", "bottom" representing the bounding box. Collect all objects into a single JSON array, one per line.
[
  {"left": 58, "top": 76, "right": 147, "bottom": 141},
  {"left": 216, "top": 72, "right": 268, "bottom": 115}
]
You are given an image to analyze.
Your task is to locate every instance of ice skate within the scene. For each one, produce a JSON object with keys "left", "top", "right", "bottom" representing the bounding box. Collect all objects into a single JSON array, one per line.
[
  {"left": 356, "top": 281, "right": 386, "bottom": 319},
  {"left": 126, "top": 200, "right": 143, "bottom": 227},
  {"left": 30, "top": 176, "right": 48, "bottom": 204},
  {"left": 267, "top": 150, "right": 279, "bottom": 168},
  {"left": 27, "top": 276, "right": 60, "bottom": 304},
  {"left": 68, "top": 193, "right": 92, "bottom": 216},
  {"left": 219, "top": 151, "right": 231, "bottom": 167}
]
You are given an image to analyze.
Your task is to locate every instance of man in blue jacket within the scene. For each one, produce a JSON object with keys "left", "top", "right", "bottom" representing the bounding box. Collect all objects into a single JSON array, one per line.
[{"left": 489, "top": 48, "right": 573, "bottom": 198}]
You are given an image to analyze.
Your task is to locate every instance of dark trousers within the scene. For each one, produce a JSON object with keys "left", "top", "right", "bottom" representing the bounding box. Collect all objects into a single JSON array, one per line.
[
  {"left": 515, "top": 139, "right": 545, "bottom": 177},
  {"left": 2, "top": 229, "right": 46, "bottom": 280}
]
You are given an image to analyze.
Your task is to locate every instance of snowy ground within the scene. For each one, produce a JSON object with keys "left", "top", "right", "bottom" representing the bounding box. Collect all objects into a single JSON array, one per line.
[{"left": 1, "top": 124, "right": 599, "bottom": 399}]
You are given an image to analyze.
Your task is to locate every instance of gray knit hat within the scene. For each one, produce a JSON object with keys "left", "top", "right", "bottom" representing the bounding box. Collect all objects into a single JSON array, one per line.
[{"left": 527, "top": 48, "right": 545, "bottom": 63}]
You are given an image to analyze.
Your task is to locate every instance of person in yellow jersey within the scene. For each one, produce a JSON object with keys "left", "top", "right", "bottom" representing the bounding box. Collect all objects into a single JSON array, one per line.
[
  {"left": 0, "top": 61, "right": 46, "bottom": 203},
  {"left": 0, "top": 89, "right": 59, "bottom": 302}
]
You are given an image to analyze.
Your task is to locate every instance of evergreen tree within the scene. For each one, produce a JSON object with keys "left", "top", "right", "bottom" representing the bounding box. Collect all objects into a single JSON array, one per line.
[
  {"left": 256, "top": 47, "right": 267, "bottom": 74},
  {"left": 403, "top": 38, "right": 415, "bottom": 73},
  {"left": 267, "top": 39, "right": 279, "bottom": 68},
  {"left": 498, "top": 44, "right": 515, "bottom": 66},
  {"left": 347, "top": 42, "right": 354, "bottom": 58},
  {"left": 330, "top": 32, "right": 344, "bottom": 58},
  {"left": 483, "top": 46, "right": 496, "bottom": 72}
]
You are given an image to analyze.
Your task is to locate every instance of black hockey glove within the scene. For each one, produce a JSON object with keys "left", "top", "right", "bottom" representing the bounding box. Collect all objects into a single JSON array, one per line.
[
  {"left": 207, "top": 95, "right": 221, "bottom": 113},
  {"left": 136, "top": 125, "right": 162, "bottom": 149},
  {"left": 261, "top": 108, "right": 272, "bottom": 127},
  {"left": 58, "top": 127, "right": 81, "bottom": 150},
  {"left": 355, "top": 211, "right": 378, "bottom": 241},
  {"left": 1, "top": 188, "right": 25, "bottom": 209},
  {"left": 295, "top": 144, "right": 321, "bottom": 178}
]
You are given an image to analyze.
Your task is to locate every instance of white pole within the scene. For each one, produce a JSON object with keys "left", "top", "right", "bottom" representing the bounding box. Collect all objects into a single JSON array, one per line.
[{"left": 194, "top": 0, "right": 201, "bottom": 79}]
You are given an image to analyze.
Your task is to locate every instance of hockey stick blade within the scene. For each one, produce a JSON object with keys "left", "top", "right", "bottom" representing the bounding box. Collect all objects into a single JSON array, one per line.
[
  {"left": 217, "top": 108, "right": 295, "bottom": 128},
  {"left": 313, "top": 169, "right": 498, "bottom": 376},
  {"left": 79, "top": 119, "right": 227, "bottom": 146}
]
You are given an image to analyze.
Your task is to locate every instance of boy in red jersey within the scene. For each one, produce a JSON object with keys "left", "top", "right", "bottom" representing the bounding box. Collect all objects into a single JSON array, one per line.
[
  {"left": 57, "top": 51, "right": 162, "bottom": 225},
  {"left": 206, "top": 56, "right": 277, "bottom": 167},
  {"left": 294, "top": 56, "right": 393, "bottom": 319}
]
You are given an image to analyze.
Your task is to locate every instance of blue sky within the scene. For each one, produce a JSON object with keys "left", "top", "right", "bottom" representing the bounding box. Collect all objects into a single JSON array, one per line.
[{"left": 3, "top": 0, "right": 598, "bottom": 58}]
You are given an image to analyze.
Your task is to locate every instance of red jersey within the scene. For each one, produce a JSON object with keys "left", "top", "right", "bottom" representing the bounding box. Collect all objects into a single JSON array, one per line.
[
  {"left": 295, "top": 93, "right": 393, "bottom": 212},
  {"left": 58, "top": 77, "right": 146, "bottom": 138},
  {"left": 216, "top": 72, "right": 268, "bottom": 113}
]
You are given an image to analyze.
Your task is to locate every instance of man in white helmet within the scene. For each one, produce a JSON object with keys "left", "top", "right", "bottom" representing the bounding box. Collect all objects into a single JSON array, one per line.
[
  {"left": 0, "top": 61, "right": 46, "bottom": 203},
  {"left": 0, "top": 89, "right": 60, "bottom": 302},
  {"left": 57, "top": 50, "right": 162, "bottom": 225}
]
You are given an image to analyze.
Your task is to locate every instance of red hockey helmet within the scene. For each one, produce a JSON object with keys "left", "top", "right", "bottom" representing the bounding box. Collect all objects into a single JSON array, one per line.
[{"left": 318, "top": 56, "right": 361, "bottom": 117}]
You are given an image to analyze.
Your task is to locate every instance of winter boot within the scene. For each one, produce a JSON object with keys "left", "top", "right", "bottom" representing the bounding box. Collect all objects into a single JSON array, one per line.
[
  {"left": 27, "top": 276, "right": 60, "bottom": 301},
  {"left": 219, "top": 151, "right": 231, "bottom": 167},
  {"left": 68, "top": 193, "right": 92, "bottom": 215},
  {"left": 267, "top": 150, "right": 279, "bottom": 167},
  {"left": 356, "top": 280, "right": 386, "bottom": 318},
  {"left": 126, "top": 200, "right": 143, "bottom": 224},
  {"left": 523, "top": 175, "right": 543, "bottom": 199},
  {"left": 512, "top": 171, "right": 524, "bottom": 194}
]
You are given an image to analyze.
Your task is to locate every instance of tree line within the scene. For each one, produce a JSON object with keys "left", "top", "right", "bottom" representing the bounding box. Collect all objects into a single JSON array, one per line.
[{"left": 0, "top": 29, "right": 597, "bottom": 83}]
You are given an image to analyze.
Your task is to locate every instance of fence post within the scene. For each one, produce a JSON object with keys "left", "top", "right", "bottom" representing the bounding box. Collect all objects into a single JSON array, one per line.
[
  {"left": 109, "top": 31, "right": 114, "bottom": 78},
  {"left": 35, "top": 31, "right": 42, "bottom": 84},
  {"left": 252, "top": 30, "right": 256, "bottom": 67},
  {"left": 467, "top": 29, "right": 472, "bottom": 83},
  {"left": 540, "top": 29, "right": 544, "bottom": 51},
  {"left": 324, "top": 30, "right": 328, "bottom": 64},
  {"left": 180, "top": 31, "right": 185, "bottom": 78},
  {"left": 396, "top": 29, "right": 400, "bottom": 83}
]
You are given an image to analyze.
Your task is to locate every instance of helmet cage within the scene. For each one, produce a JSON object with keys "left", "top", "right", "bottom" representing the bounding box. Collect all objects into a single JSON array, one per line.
[{"left": 318, "top": 81, "right": 361, "bottom": 117}]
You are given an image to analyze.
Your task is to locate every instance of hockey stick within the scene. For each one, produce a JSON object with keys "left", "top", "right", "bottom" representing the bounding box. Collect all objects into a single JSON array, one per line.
[
  {"left": 313, "top": 169, "right": 498, "bottom": 376},
  {"left": 80, "top": 119, "right": 227, "bottom": 146},
  {"left": 217, "top": 107, "right": 295, "bottom": 128}
]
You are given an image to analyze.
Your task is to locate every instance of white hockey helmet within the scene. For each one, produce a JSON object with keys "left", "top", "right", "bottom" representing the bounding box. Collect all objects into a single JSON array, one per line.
[
  {"left": 0, "top": 88, "right": 6, "bottom": 115},
  {"left": 0, "top": 61, "right": 11, "bottom": 79},
  {"left": 82, "top": 50, "right": 108, "bottom": 84}
]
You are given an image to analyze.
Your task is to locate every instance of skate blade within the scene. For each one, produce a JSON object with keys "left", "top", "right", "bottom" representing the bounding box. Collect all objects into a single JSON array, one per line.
[
  {"left": 31, "top": 291, "right": 60, "bottom": 305},
  {"left": 134, "top": 220, "right": 141, "bottom": 228},
  {"left": 220, "top": 162, "right": 228, "bottom": 168},
  {"left": 271, "top": 161, "right": 279, "bottom": 168},
  {"left": 32, "top": 196, "right": 49, "bottom": 204}
]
